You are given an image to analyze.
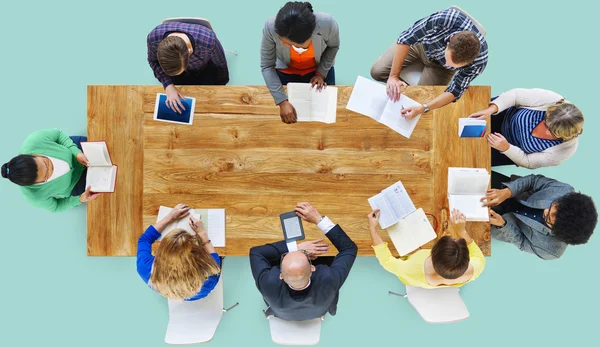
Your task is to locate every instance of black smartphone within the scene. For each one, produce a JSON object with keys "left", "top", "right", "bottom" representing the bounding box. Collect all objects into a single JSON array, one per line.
[{"left": 280, "top": 211, "right": 305, "bottom": 242}]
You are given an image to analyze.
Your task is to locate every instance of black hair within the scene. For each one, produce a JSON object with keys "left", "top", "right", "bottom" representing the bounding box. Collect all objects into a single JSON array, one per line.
[
  {"left": 431, "top": 236, "right": 470, "bottom": 280},
  {"left": 1, "top": 155, "right": 38, "bottom": 186},
  {"left": 274, "top": 1, "right": 316, "bottom": 44},
  {"left": 552, "top": 192, "right": 598, "bottom": 245}
]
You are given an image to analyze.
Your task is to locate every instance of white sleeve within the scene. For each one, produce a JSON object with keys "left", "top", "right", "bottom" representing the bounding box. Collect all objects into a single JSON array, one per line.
[
  {"left": 492, "top": 88, "right": 563, "bottom": 114},
  {"left": 316, "top": 216, "right": 336, "bottom": 234},
  {"left": 286, "top": 241, "right": 298, "bottom": 252}
]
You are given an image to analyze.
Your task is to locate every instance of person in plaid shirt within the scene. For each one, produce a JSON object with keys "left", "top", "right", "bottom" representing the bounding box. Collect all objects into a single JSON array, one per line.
[
  {"left": 370, "top": 7, "right": 488, "bottom": 120},
  {"left": 147, "top": 22, "right": 229, "bottom": 113}
]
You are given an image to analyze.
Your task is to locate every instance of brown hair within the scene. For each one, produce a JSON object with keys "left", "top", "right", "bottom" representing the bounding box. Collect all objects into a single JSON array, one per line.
[
  {"left": 431, "top": 236, "right": 470, "bottom": 280},
  {"left": 149, "top": 229, "right": 220, "bottom": 300},
  {"left": 546, "top": 101, "right": 584, "bottom": 141},
  {"left": 157, "top": 36, "right": 189, "bottom": 76},
  {"left": 448, "top": 31, "right": 481, "bottom": 65}
]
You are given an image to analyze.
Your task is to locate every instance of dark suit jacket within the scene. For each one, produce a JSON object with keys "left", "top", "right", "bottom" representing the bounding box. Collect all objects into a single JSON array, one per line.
[{"left": 249, "top": 225, "right": 357, "bottom": 321}]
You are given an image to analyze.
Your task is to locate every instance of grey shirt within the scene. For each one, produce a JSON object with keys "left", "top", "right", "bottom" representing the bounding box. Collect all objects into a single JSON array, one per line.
[{"left": 260, "top": 12, "right": 340, "bottom": 105}]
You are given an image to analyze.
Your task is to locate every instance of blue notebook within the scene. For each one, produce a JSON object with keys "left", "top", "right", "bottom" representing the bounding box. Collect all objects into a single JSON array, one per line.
[
  {"left": 458, "top": 118, "right": 487, "bottom": 138},
  {"left": 153, "top": 93, "right": 196, "bottom": 125}
]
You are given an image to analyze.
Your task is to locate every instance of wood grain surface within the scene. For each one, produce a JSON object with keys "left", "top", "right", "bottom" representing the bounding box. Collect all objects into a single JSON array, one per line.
[{"left": 87, "top": 85, "right": 491, "bottom": 256}]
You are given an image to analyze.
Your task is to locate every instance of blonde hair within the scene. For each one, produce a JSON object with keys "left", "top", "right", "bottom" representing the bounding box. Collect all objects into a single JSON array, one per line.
[
  {"left": 546, "top": 102, "right": 584, "bottom": 141},
  {"left": 149, "top": 229, "right": 220, "bottom": 300}
]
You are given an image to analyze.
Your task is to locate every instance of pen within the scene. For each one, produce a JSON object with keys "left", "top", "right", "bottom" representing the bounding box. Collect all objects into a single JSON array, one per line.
[{"left": 400, "top": 105, "right": 406, "bottom": 118}]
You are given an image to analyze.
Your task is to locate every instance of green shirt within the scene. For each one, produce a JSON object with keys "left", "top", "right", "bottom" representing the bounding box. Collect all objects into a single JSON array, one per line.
[{"left": 19, "top": 129, "right": 86, "bottom": 212}]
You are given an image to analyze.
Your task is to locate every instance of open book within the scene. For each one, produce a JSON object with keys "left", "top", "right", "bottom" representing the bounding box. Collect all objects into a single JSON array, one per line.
[
  {"left": 448, "top": 168, "right": 490, "bottom": 221},
  {"left": 368, "top": 181, "right": 416, "bottom": 229},
  {"left": 81, "top": 141, "right": 118, "bottom": 193},
  {"left": 156, "top": 206, "right": 226, "bottom": 247},
  {"left": 346, "top": 76, "right": 423, "bottom": 138},
  {"left": 459, "top": 118, "right": 487, "bottom": 137},
  {"left": 287, "top": 83, "right": 338, "bottom": 123},
  {"left": 387, "top": 208, "right": 437, "bottom": 256}
]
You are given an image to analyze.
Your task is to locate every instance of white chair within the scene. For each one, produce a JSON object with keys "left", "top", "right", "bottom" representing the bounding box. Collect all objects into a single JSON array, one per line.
[
  {"left": 162, "top": 17, "right": 238, "bottom": 56},
  {"left": 389, "top": 286, "right": 470, "bottom": 324},
  {"left": 400, "top": 6, "right": 486, "bottom": 85},
  {"left": 165, "top": 276, "right": 239, "bottom": 344},
  {"left": 266, "top": 314, "right": 324, "bottom": 346}
]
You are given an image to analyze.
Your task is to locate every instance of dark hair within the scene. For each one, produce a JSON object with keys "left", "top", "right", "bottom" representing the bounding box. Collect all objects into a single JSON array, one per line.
[
  {"left": 157, "top": 36, "right": 189, "bottom": 76},
  {"left": 552, "top": 192, "right": 598, "bottom": 245},
  {"left": 1, "top": 155, "right": 38, "bottom": 186},
  {"left": 274, "top": 2, "right": 316, "bottom": 44},
  {"left": 448, "top": 31, "right": 481, "bottom": 65},
  {"left": 431, "top": 236, "right": 470, "bottom": 280}
]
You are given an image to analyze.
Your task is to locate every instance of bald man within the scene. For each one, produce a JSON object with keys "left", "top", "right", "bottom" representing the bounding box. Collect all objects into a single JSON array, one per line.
[{"left": 249, "top": 202, "right": 358, "bottom": 321}]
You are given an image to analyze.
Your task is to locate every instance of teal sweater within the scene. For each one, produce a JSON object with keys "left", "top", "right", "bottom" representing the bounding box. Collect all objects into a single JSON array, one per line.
[{"left": 19, "top": 129, "right": 86, "bottom": 212}]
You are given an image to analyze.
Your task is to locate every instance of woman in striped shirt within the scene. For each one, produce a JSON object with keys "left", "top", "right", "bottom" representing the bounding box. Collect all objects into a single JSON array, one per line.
[{"left": 469, "top": 88, "right": 583, "bottom": 169}]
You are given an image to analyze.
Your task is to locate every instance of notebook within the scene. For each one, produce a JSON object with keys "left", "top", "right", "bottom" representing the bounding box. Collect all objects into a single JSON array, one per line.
[
  {"left": 287, "top": 83, "right": 338, "bottom": 123},
  {"left": 368, "top": 180, "right": 416, "bottom": 229},
  {"left": 156, "top": 206, "right": 226, "bottom": 247},
  {"left": 448, "top": 167, "right": 490, "bottom": 221},
  {"left": 386, "top": 208, "right": 437, "bottom": 256},
  {"left": 346, "top": 76, "right": 422, "bottom": 138},
  {"left": 153, "top": 93, "right": 196, "bottom": 125},
  {"left": 80, "top": 141, "right": 118, "bottom": 193},
  {"left": 458, "top": 118, "right": 487, "bottom": 137}
]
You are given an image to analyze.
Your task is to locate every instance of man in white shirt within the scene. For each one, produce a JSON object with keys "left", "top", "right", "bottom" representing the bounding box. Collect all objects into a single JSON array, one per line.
[{"left": 249, "top": 202, "right": 358, "bottom": 321}]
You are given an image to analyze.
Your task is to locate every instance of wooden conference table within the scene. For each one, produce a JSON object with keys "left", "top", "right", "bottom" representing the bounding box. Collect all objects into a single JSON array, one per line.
[{"left": 87, "top": 85, "right": 491, "bottom": 256}]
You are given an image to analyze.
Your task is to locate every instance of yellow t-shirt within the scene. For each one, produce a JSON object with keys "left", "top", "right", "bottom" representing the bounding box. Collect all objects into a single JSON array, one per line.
[{"left": 372, "top": 242, "right": 486, "bottom": 289}]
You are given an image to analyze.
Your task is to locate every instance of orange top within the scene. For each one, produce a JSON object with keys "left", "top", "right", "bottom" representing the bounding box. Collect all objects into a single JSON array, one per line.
[{"left": 279, "top": 42, "right": 318, "bottom": 76}]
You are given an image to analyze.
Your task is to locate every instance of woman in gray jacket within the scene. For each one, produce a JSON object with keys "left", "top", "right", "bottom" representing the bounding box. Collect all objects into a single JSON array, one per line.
[{"left": 261, "top": 2, "right": 340, "bottom": 124}]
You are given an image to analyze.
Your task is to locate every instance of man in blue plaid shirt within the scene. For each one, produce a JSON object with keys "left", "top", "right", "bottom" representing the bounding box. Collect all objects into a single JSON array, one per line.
[
  {"left": 371, "top": 7, "right": 488, "bottom": 119},
  {"left": 147, "top": 22, "right": 230, "bottom": 114}
]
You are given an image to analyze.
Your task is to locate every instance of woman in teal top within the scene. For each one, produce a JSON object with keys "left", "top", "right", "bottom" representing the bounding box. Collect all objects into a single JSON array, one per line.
[{"left": 1, "top": 129, "right": 100, "bottom": 212}]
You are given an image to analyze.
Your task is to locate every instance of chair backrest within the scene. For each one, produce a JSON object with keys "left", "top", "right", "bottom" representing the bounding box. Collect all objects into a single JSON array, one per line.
[
  {"left": 162, "top": 17, "right": 213, "bottom": 31},
  {"left": 405, "top": 286, "right": 470, "bottom": 324},
  {"left": 449, "top": 5, "right": 486, "bottom": 36},
  {"left": 268, "top": 316, "right": 323, "bottom": 346},
  {"left": 164, "top": 276, "right": 224, "bottom": 344}
]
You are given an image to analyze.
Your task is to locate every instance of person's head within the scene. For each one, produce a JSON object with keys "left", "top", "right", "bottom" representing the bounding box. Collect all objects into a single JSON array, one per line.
[
  {"left": 149, "top": 229, "right": 221, "bottom": 300},
  {"left": 444, "top": 31, "right": 481, "bottom": 68},
  {"left": 280, "top": 250, "right": 315, "bottom": 289},
  {"left": 547, "top": 193, "right": 597, "bottom": 245},
  {"left": 545, "top": 102, "right": 584, "bottom": 141},
  {"left": 275, "top": 1, "right": 316, "bottom": 48},
  {"left": 1, "top": 155, "right": 43, "bottom": 186},
  {"left": 431, "top": 236, "right": 470, "bottom": 280},
  {"left": 157, "top": 36, "right": 190, "bottom": 76}
]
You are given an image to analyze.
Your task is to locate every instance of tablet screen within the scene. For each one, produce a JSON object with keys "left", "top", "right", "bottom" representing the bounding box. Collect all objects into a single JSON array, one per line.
[
  {"left": 155, "top": 94, "right": 193, "bottom": 124},
  {"left": 283, "top": 217, "right": 303, "bottom": 238}
]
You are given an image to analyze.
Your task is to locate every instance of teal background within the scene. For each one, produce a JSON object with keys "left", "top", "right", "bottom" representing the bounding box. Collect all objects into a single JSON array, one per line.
[{"left": 0, "top": 0, "right": 596, "bottom": 346}]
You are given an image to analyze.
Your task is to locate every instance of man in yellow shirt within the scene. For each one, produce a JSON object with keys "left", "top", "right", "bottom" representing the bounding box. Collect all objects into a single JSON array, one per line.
[{"left": 368, "top": 209, "right": 485, "bottom": 289}]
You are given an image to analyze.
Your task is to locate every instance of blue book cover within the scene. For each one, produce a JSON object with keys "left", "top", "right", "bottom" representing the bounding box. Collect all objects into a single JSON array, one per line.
[
  {"left": 460, "top": 125, "right": 487, "bottom": 138},
  {"left": 154, "top": 94, "right": 196, "bottom": 125}
]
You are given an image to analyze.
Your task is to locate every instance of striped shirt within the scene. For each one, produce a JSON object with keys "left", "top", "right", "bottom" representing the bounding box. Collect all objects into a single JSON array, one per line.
[
  {"left": 147, "top": 22, "right": 229, "bottom": 88},
  {"left": 501, "top": 108, "right": 562, "bottom": 154},
  {"left": 397, "top": 8, "right": 488, "bottom": 100}
]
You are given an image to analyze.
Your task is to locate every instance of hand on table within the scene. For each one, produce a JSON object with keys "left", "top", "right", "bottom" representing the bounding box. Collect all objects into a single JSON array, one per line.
[
  {"left": 310, "top": 73, "right": 327, "bottom": 92},
  {"left": 400, "top": 104, "right": 425, "bottom": 120},
  {"left": 294, "top": 202, "right": 322, "bottom": 225},
  {"left": 367, "top": 209, "right": 380, "bottom": 229},
  {"left": 76, "top": 153, "right": 89, "bottom": 167},
  {"left": 80, "top": 186, "right": 101, "bottom": 203},
  {"left": 189, "top": 216, "right": 208, "bottom": 240},
  {"left": 450, "top": 208, "right": 467, "bottom": 231},
  {"left": 487, "top": 133, "right": 510, "bottom": 152},
  {"left": 298, "top": 239, "right": 329, "bottom": 260},
  {"left": 386, "top": 76, "right": 407, "bottom": 102},
  {"left": 165, "top": 84, "right": 186, "bottom": 114},
  {"left": 468, "top": 105, "right": 497, "bottom": 120},
  {"left": 167, "top": 203, "right": 191, "bottom": 222},
  {"left": 481, "top": 188, "right": 511, "bottom": 207},
  {"left": 279, "top": 100, "right": 297, "bottom": 124}
]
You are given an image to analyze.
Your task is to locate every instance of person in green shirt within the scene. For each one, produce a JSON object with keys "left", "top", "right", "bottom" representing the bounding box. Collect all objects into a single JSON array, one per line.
[{"left": 1, "top": 128, "right": 100, "bottom": 212}]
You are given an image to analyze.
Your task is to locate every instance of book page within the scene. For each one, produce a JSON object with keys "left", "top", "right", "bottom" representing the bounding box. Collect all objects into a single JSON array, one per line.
[
  {"left": 82, "top": 142, "right": 112, "bottom": 166},
  {"left": 206, "top": 209, "right": 226, "bottom": 247},
  {"left": 368, "top": 193, "right": 398, "bottom": 229},
  {"left": 448, "top": 168, "right": 490, "bottom": 195},
  {"left": 379, "top": 94, "right": 423, "bottom": 138},
  {"left": 310, "top": 86, "right": 338, "bottom": 124},
  {"left": 287, "top": 83, "right": 313, "bottom": 122},
  {"left": 346, "top": 76, "right": 388, "bottom": 121},
  {"left": 387, "top": 208, "right": 437, "bottom": 256},
  {"left": 156, "top": 206, "right": 200, "bottom": 240},
  {"left": 86, "top": 166, "right": 116, "bottom": 192},
  {"left": 449, "top": 195, "right": 489, "bottom": 221},
  {"left": 382, "top": 181, "right": 416, "bottom": 221}
]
